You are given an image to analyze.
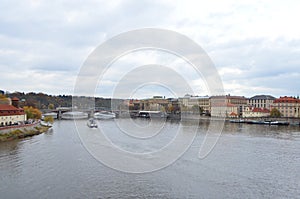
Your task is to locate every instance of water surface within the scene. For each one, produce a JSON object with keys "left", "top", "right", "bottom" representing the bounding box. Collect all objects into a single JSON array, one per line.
[{"left": 0, "top": 119, "right": 299, "bottom": 198}]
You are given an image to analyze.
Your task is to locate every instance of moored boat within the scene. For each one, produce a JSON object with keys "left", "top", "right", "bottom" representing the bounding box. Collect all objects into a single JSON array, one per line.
[
  {"left": 264, "top": 120, "right": 289, "bottom": 126},
  {"left": 246, "top": 120, "right": 265, "bottom": 124},
  {"left": 94, "top": 111, "right": 116, "bottom": 120},
  {"left": 245, "top": 120, "right": 289, "bottom": 125},
  {"left": 229, "top": 119, "right": 245, "bottom": 123},
  {"left": 40, "top": 120, "right": 53, "bottom": 127},
  {"left": 61, "top": 111, "right": 88, "bottom": 120},
  {"left": 138, "top": 111, "right": 167, "bottom": 118},
  {"left": 42, "top": 112, "right": 58, "bottom": 119}
]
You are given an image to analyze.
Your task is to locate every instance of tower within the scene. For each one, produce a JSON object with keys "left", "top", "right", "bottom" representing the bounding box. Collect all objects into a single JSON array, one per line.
[{"left": 12, "top": 97, "right": 20, "bottom": 108}]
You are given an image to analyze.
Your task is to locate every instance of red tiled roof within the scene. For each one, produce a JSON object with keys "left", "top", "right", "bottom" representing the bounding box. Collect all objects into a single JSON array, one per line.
[
  {"left": 12, "top": 97, "right": 19, "bottom": 101},
  {"left": 230, "top": 112, "right": 238, "bottom": 116},
  {"left": 274, "top": 96, "right": 300, "bottom": 103},
  {"left": 0, "top": 104, "right": 19, "bottom": 111},
  {"left": 252, "top": 108, "right": 270, "bottom": 113},
  {"left": 0, "top": 104, "right": 25, "bottom": 116}
]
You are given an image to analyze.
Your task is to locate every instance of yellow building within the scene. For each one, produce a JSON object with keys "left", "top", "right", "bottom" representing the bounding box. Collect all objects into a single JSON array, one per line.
[
  {"left": 272, "top": 96, "right": 300, "bottom": 118},
  {"left": 140, "top": 97, "right": 169, "bottom": 112},
  {"left": 179, "top": 94, "right": 210, "bottom": 113}
]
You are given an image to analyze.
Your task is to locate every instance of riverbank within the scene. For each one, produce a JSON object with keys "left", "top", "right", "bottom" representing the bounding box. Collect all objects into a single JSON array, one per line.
[{"left": 0, "top": 123, "right": 51, "bottom": 142}]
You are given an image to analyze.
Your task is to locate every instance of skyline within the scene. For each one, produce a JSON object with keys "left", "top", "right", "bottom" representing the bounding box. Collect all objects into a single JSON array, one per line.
[
  {"left": 1, "top": 0, "right": 300, "bottom": 98},
  {"left": 1, "top": 88, "right": 299, "bottom": 100}
]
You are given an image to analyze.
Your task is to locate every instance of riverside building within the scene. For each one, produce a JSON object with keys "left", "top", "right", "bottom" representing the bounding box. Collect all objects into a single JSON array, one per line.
[
  {"left": 0, "top": 97, "right": 27, "bottom": 126},
  {"left": 271, "top": 96, "right": 300, "bottom": 118}
]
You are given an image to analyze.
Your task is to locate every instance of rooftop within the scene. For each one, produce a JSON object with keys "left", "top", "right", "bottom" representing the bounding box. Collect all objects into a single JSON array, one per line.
[
  {"left": 11, "top": 97, "right": 20, "bottom": 101},
  {"left": 252, "top": 107, "right": 270, "bottom": 113},
  {"left": 0, "top": 104, "right": 20, "bottom": 111},
  {"left": 210, "top": 95, "right": 247, "bottom": 100},
  {"left": 273, "top": 96, "right": 300, "bottom": 103},
  {"left": 249, "top": 95, "right": 276, "bottom": 100}
]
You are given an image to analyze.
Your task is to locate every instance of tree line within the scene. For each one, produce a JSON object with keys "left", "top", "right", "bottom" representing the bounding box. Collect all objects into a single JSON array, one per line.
[{"left": 6, "top": 92, "right": 114, "bottom": 110}]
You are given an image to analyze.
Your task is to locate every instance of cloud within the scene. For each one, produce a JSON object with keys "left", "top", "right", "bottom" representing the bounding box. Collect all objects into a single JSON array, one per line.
[{"left": 0, "top": 0, "right": 300, "bottom": 98}]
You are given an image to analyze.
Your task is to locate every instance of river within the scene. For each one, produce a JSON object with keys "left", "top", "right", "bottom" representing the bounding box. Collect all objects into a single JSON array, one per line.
[{"left": 0, "top": 118, "right": 300, "bottom": 198}]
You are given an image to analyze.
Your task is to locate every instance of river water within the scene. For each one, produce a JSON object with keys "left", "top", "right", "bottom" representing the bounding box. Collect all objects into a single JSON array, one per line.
[{"left": 0, "top": 118, "right": 300, "bottom": 198}]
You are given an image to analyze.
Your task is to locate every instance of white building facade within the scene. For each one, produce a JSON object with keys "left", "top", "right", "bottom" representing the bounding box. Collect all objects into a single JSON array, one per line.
[
  {"left": 0, "top": 104, "right": 27, "bottom": 126},
  {"left": 242, "top": 106, "right": 270, "bottom": 118},
  {"left": 248, "top": 95, "right": 275, "bottom": 109}
]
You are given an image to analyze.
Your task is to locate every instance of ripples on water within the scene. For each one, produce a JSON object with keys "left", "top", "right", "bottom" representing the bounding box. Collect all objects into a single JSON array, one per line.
[{"left": 0, "top": 119, "right": 299, "bottom": 198}]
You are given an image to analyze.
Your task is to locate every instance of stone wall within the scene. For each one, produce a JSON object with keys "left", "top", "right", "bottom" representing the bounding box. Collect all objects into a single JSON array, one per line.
[{"left": 0, "top": 122, "right": 39, "bottom": 135}]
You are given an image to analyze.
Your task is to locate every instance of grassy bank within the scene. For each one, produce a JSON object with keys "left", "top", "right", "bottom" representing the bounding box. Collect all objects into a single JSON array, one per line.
[{"left": 0, "top": 125, "right": 50, "bottom": 142}]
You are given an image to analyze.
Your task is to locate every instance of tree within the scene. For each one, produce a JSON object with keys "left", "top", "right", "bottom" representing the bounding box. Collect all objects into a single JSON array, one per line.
[
  {"left": 0, "top": 94, "right": 10, "bottom": 105},
  {"left": 167, "top": 104, "right": 174, "bottom": 113},
  {"left": 199, "top": 106, "right": 204, "bottom": 114},
  {"left": 160, "top": 106, "right": 166, "bottom": 112},
  {"left": 270, "top": 108, "right": 281, "bottom": 117},
  {"left": 191, "top": 105, "right": 200, "bottom": 114},
  {"left": 48, "top": 103, "right": 55, "bottom": 109},
  {"left": 25, "top": 99, "right": 38, "bottom": 108},
  {"left": 24, "top": 106, "right": 42, "bottom": 119},
  {"left": 181, "top": 105, "right": 188, "bottom": 112},
  {"left": 44, "top": 116, "right": 54, "bottom": 124}
]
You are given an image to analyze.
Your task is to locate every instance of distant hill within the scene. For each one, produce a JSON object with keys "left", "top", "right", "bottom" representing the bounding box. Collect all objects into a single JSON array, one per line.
[{"left": 6, "top": 92, "right": 118, "bottom": 110}]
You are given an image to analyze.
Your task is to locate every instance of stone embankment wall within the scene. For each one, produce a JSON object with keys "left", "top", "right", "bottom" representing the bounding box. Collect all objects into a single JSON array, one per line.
[{"left": 0, "top": 122, "right": 39, "bottom": 135}]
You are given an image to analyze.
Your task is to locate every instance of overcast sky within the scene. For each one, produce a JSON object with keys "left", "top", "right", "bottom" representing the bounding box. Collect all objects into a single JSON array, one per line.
[{"left": 0, "top": 0, "right": 299, "bottom": 98}]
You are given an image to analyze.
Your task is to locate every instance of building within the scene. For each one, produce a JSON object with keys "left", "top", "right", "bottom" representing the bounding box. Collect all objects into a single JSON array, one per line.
[
  {"left": 165, "top": 98, "right": 180, "bottom": 113},
  {"left": 248, "top": 95, "right": 275, "bottom": 109},
  {"left": 128, "top": 99, "right": 141, "bottom": 110},
  {"left": 196, "top": 96, "right": 210, "bottom": 113},
  {"left": 242, "top": 107, "right": 270, "bottom": 118},
  {"left": 139, "top": 97, "right": 169, "bottom": 112},
  {"left": 210, "top": 102, "right": 238, "bottom": 118},
  {"left": 178, "top": 94, "right": 210, "bottom": 113},
  {"left": 178, "top": 94, "right": 197, "bottom": 107},
  {"left": 0, "top": 97, "right": 27, "bottom": 127},
  {"left": 210, "top": 95, "right": 247, "bottom": 117},
  {"left": 271, "top": 96, "right": 300, "bottom": 118}
]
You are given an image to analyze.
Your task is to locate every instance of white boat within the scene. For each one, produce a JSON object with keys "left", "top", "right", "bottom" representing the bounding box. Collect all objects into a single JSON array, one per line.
[
  {"left": 138, "top": 111, "right": 167, "bottom": 118},
  {"left": 87, "top": 118, "right": 98, "bottom": 128},
  {"left": 264, "top": 120, "right": 289, "bottom": 126},
  {"left": 42, "top": 112, "right": 58, "bottom": 119},
  {"left": 61, "top": 111, "right": 88, "bottom": 120},
  {"left": 94, "top": 111, "right": 116, "bottom": 119},
  {"left": 40, "top": 120, "right": 53, "bottom": 127}
]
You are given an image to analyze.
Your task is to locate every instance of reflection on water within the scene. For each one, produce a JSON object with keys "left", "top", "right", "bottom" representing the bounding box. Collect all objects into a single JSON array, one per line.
[
  {"left": 0, "top": 119, "right": 299, "bottom": 198},
  {"left": 0, "top": 140, "right": 22, "bottom": 176}
]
